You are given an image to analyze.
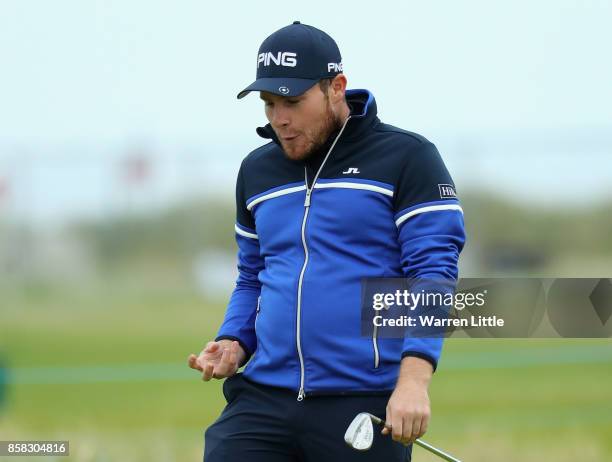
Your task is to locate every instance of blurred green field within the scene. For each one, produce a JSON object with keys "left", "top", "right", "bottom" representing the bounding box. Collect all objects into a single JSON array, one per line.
[{"left": 1, "top": 283, "right": 611, "bottom": 461}]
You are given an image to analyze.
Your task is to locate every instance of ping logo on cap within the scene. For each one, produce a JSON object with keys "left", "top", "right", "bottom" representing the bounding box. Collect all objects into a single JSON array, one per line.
[
  {"left": 237, "top": 22, "right": 343, "bottom": 99},
  {"left": 257, "top": 51, "right": 297, "bottom": 68}
]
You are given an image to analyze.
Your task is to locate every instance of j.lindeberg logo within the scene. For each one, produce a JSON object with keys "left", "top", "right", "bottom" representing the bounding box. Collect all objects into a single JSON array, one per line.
[
  {"left": 257, "top": 51, "right": 297, "bottom": 68},
  {"left": 342, "top": 167, "right": 360, "bottom": 174},
  {"left": 438, "top": 184, "right": 457, "bottom": 199}
]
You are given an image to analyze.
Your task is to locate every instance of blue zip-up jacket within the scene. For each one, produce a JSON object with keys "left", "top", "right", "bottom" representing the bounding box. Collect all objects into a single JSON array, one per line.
[{"left": 216, "top": 89, "right": 466, "bottom": 400}]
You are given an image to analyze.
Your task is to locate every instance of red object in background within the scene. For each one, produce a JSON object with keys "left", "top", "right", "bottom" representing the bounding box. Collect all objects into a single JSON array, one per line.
[
  {"left": 122, "top": 155, "right": 152, "bottom": 186},
  {"left": 0, "top": 177, "right": 9, "bottom": 203}
]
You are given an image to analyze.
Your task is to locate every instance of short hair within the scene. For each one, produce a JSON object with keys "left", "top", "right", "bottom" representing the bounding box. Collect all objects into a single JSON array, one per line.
[{"left": 318, "top": 78, "right": 333, "bottom": 94}]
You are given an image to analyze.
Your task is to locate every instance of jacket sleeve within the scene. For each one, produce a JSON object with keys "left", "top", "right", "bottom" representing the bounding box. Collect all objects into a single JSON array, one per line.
[
  {"left": 215, "top": 160, "right": 264, "bottom": 366},
  {"left": 393, "top": 141, "right": 466, "bottom": 371}
]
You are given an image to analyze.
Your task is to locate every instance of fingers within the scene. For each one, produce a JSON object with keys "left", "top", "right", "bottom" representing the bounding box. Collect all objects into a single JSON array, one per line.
[
  {"left": 211, "top": 346, "right": 231, "bottom": 378},
  {"left": 382, "top": 406, "right": 392, "bottom": 436},
  {"left": 382, "top": 405, "right": 430, "bottom": 445},
  {"left": 383, "top": 404, "right": 404, "bottom": 443},
  {"left": 190, "top": 340, "right": 241, "bottom": 382},
  {"left": 210, "top": 343, "right": 238, "bottom": 379},
  {"left": 202, "top": 361, "right": 215, "bottom": 381},
  {"left": 417, "top": 412, "right": 429, "bottom": 440},
  {"left": 409, "top": 417, "right": 422, "bottom": 444},
  {"left": 201, "top": 342, "right": 239, "bottom": 381},
  {"left": 204, "top": 341, "right": 219, "bottom": 353},
  {"left": 187, "top": 354, "right": 202, "bottom": 371},
  {"left": 410, "top": 404, "right": 430, "bottom": 443},
  {"left": 397, "top": 413, "right": 428, "bottom": 445},
  {"left": 391, "top": 412, "right": 405, "bottom": 445},
  {"left": 189, "top": 341, "right": 219, "bottom": 380},
  {"left": 230, "top": 341, "right": 238, "bottom": 367}
]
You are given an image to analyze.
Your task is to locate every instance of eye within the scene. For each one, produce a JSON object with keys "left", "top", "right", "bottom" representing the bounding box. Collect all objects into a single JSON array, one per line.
[
  {"left": 264, "top": 101, "right": 273, "bottom": 108},
  {"left": 287, "top": 100, "right": 300, "bottom": 105}
]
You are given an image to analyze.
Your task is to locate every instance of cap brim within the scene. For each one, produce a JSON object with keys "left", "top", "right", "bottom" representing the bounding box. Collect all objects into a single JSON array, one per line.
[{"left": 237, "top": 77, "right": 319, "bottom": 99}]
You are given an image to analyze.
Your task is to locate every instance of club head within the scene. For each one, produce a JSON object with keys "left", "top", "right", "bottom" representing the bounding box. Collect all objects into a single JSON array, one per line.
[
  {"left": 344, "top": 412, "right": 375, "bottom": 451},
  {"left": 345, "top": 412, "right": 462, "bottom": 462}
]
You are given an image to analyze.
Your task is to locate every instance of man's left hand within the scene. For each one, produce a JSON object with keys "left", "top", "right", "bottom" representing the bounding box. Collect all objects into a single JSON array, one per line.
[{"left": 382, "top": 356, "right": 433, "bottom": 445}]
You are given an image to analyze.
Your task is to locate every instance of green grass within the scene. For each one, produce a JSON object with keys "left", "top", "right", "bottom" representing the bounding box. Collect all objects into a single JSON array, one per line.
[{"left": 1, "top": 285, "right": 611, "bottom": 461}]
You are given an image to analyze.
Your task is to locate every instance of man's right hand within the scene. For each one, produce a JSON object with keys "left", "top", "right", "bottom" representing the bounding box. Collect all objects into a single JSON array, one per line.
[{"left": 187, "top": 340, "right": 246, "bottom": 381}]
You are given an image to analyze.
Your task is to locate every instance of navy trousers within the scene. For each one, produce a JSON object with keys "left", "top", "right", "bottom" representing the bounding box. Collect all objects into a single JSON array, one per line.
[{"left": 204, "top": 373, "right": 411, "bottom": 462}]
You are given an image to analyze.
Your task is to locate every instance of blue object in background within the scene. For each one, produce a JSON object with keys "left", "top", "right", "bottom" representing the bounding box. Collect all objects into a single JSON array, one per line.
[{"left": 0, "top": 358, "right": 7, "bottom": 411}]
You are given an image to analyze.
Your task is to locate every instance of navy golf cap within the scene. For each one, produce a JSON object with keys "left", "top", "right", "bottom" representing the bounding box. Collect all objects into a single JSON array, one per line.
[{"left": 237, "top": 21, "right": 343, "bottom": 99}]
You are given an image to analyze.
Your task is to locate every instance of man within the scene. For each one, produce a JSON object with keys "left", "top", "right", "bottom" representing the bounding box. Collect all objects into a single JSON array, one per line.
[{"left": 189, "top": 21, "right": 466, "bottom": 461}]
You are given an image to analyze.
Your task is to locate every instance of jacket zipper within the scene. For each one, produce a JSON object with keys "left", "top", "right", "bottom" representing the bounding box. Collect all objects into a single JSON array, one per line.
[
  {"left": 255, "top": 295, "right": 261, "bottom": 330},
  {"left": 295, "top": 116, "right": 351, "bottom": 401},
  {"left": 372, "top": 323, "right": 380, "bottom": 368}
]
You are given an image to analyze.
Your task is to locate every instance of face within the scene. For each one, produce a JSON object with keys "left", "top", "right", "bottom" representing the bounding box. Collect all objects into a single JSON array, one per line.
[{"left": 260, "top": 83, "right": 343, "bottom": 161}]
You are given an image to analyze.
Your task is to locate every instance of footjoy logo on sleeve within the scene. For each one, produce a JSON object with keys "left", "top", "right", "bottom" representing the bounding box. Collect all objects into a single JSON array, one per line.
[
  {"left": 438, "top": 184, "right": 457, "bottom": 199},
  {"left": 257, "top": 52, "right": 297, "bottom": 68}
]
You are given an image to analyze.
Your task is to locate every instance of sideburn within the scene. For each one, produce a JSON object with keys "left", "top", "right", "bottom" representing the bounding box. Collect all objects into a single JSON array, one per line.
[{"left": 301, "top": 97, "right": 344, "bottom": 161}]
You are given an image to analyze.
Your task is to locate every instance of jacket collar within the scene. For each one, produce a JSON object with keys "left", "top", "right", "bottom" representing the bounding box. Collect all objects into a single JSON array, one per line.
[{"left": 255, "top": 89, "right": 379, "bottom": 145}]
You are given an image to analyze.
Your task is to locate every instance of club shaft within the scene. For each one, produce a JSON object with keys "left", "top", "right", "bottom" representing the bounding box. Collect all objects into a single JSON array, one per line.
[
  {"left": 414, "top": 439, "right": 461, "bottom": 462},
  {"left": 367, "top": 414, "right": 461, "bottom": 462}
]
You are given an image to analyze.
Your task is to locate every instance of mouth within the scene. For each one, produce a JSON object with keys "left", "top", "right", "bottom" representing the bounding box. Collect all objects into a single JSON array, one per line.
[{"left": 281, "top": 134, "right": 299, "bottom": 142}]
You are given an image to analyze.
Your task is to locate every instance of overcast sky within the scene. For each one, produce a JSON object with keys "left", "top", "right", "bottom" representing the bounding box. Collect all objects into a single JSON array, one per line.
[
  {"left": 0, "top": 1, "right": 611, "bottom": 222},
  {"left": 1, "top": 0, "right": 610, "bottom": 144}
]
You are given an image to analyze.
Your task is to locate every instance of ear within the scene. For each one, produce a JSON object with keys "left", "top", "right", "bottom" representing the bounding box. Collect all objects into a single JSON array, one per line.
[{"left": 330, "top": 74, "right": 348, "bottom": 104}]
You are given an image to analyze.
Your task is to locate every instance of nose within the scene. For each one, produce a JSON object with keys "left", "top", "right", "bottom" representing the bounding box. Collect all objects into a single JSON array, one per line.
[{"left": 269, "top": 105, "right": 290, "bottom": 128}]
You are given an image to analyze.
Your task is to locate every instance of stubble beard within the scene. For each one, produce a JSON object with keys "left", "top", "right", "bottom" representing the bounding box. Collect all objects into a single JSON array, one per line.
[{"left": 280, "top": 100, "right": 344, "bottom": 162}]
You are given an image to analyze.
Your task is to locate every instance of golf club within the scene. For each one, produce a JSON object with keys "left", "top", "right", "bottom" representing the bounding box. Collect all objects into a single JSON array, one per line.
[{"left": 344, "top": 412, "right": 462, "bottom": 462}]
